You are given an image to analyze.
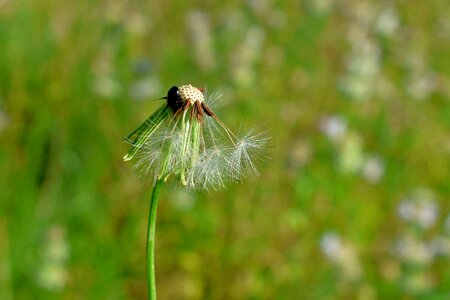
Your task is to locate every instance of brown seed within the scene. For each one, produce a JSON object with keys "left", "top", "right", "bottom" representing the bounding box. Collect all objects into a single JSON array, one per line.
[
  {"left": 201, "top": 102, "right": 215, "bottom": 117},
  {"left": 195, "top": 101, "right": 204, "bottom": 122}
]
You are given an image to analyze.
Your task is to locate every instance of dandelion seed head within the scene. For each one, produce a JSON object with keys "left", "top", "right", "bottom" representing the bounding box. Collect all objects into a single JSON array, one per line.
[
  {"left": 178, "top": 84, "right": 205, "bottom": 104},
  {"left": 189, "top": 145, "right": 229, "bottom": 190},
  {"left": 124, "top": 84, "right": 267, "bottom": 190}
]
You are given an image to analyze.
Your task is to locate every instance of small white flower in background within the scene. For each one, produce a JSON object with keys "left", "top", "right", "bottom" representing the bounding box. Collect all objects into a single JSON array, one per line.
[
  {"left": 375, "top": 6, "right": 399, "bottom": 37},
  {"left": 362, "top": 155, "right": 384, "bottom": 183},
  {"left": 230, "top": 26, "right": 265, "bottom": 88},
  {"left": 36, "top": 226, "right": 70, "bottom": 291},
  {"left": 320, "top": 117, "right": 386, "bottom": 181},
  {"left": 186, "top": 11, "right": 216, "bottom": 71},
  {"left": 319, "top": 115, "right": 347, "bottom": 142},
  {"left": 407, "top": 72, "right": 437, "bottom": 101},
  {"left": 247, "top": 0, "right": 269, "bottom": 16},
  {"left": 320, "top": 232, "right": 362, "bottom": 281},
  {"left": 286, "top": 138, "right": 312, "bottom": 176},
  {"left": 394, "top": 235, "right": 434, "bottom": 266},
  {"left": 93, "top": 75, "right": 122, "bottom": 99},
  {"left": 397, "top": 189, "right": 439, "bottom": 230},
  {"left": 338, "top": 1, "right": 390, "bottom": 101},
  {"left": 337, "top": 131, "right": 364, "bottom": 175},
  {"left": 305, "top": 0, "right": 336, "bottom": 15},
  {"left": 429, "top": 236, "right": 450, "bottom": 257},
  {"left": 320, "top": 232, "right": 342, "bottom": 260},
  {"left": 339, "top": 41, "right": 380, "bottom": 101},
  {"left": 124, "top": 84, "right": 268, "bottom": 190},
  {"left": 347, "top": 43, "right": 380, "bottom": 78}
]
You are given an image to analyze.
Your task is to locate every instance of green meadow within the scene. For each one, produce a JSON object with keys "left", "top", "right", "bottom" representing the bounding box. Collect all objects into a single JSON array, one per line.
[{"left": 1, "top": 0, "right": 449, "bottom": 299}]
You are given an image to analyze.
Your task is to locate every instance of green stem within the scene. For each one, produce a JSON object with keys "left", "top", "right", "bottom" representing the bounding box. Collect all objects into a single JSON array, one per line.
[{"left": 147, "top": 179, "right": 163, "bottom": 300}]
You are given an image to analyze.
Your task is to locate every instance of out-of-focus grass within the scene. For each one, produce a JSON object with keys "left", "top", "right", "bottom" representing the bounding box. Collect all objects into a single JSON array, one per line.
[{"left": 1, "top": 0, "right": 449, "bottom": 299}]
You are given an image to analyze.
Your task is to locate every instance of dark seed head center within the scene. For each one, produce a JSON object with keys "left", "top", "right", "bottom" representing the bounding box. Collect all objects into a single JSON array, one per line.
[{"left": 166, "top": 84, "right": 213, "bottom": 122}]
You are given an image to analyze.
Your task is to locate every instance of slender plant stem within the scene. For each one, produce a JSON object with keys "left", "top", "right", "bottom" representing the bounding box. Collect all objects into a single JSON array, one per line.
[{"left": 147, "top": 179, "right": 163, "bottom": 300}]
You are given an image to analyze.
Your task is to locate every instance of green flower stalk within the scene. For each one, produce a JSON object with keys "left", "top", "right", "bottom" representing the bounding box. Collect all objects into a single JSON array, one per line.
[{"left": 124, "top": 84, "right": 267, "bottom": 299}]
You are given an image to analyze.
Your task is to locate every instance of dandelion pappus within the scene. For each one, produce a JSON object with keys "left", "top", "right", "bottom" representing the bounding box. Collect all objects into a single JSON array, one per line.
[{"left": 124, "top": 84, "right": 268, "bottom": 190}]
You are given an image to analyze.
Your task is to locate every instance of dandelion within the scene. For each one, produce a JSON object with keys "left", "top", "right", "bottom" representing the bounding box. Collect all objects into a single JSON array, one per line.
[
  {"left": 124, "top": 84, "right": 267, "bottom": 188},
  {"left": 123, "top": 84, "right": 267, "bottom": 299}
]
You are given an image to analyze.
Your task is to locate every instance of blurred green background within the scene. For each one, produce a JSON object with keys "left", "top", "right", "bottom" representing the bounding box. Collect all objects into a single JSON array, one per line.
[{"left": 1, "top": 0, "right": 449, "bottom": 299}]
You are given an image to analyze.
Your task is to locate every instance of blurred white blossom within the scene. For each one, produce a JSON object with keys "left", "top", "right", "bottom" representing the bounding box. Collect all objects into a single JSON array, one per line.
[
  {"left": 305, "top": 0, "right": 336, "bottom": 15},
  {"left": 429, "top": 236, "right": 450, "bottom": 257},
  {"left": 186, "top": 11, "right": 216, "bottom": 71},
  {"left": 319, "top": 115, "right": 347, "bottom": 142},
  {"left": 361, "top": 155, "right": 384, "bottom": 183},
  {"left": 125, "top": 11, "right": 151, "bottom": 36},
  {"left": 375, "top": 6, "right": 399, "bottom": 37},
  {"left": 36, "top": 226, "right": 70, "bottom": 291},
  {"left": 339, "top": 41, "right": 381, "bottom": 100},
  {"left": 337, "top": 131, "right": 364, "bottom": 175},
  {"left": 407, "top": 72, "right": 437, "bottom": 101},
  {"left": 230, "top": 26, "right": 265, "bottom": 87},
  {"left": 320, "top": 232, "right": 362, "bottom": 280},
  {"left": 397, "top": 189, "right": 439, "bottom": 230},
  {"left": 93, "top": 75, "right": 122, "bottom": 99},
  {"left": 394, "top": 236, "right": 434, "bottom": 266},
  {"left": 321, "top": 232, "right": 342, "bottom": 260},
  {"left": 286, "top": 138, "right": 312, "bottom": 176},
  {"left": 338, "top": 1, "right": 401, "bottom": 101}
]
